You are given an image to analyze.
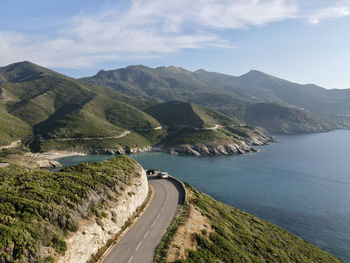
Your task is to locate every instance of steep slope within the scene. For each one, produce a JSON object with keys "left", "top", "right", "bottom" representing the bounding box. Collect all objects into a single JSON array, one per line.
[
  {"left": 146, "top": 101, "right": 239, "bottom": 128},
  {"left": 245, "top": 102, "right": 333, "bottom": 134},
  {"left": 236, "top": 70, "right": 350, "bottom": 116},
  {"left": 0, "top": 62, "right": 163, "bottom": 152},
  {"left": 155, "top": 184, "right": 344, "bottom": 263},
  {"left": 81, "top": 65, "right": 338, "bottom": 133},
  {"left": 145, "top": 101, "right": 270, "bottom": 155},
  {"left": 0, "top": 103, "right": 32, "bottom": 146},
  {"left": 196, "top": 69, "right": 350, "bottom": 121},
  {"left": 0, "top": 61, "right": 269, "bottom": 155},
  {"left": 0, "top": 156, "right": 148, "bottom": 263}
]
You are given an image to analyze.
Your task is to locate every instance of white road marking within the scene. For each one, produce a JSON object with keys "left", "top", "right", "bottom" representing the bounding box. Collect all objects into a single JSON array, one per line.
[
  {"left": 144, "top": 230, "right": 150, "bottom": 239},
  {"left": 156, "top": 213, "right": 161, "bottom": 219},
  {"left": 151, "top": 221, "right": 156, "bottom": 228},
  {"left": 128, "top": 256, "right": 134, "bottom": 263},
  {"left": 135, "top": 241, "right": 142, "bottom": 251}
]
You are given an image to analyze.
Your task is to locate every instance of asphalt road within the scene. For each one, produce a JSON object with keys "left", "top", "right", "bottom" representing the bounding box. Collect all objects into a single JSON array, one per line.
[{"left": 103, "top": 176, "right": 184, "bottom": 263}]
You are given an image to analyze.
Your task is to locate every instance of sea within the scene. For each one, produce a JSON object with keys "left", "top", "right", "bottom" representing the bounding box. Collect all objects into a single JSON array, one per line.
[{"left": 56, "top": 130, "right": 350, "bottom": 262}]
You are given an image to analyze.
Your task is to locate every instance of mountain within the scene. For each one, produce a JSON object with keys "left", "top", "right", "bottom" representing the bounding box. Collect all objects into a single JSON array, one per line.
[
  {"left": 144, "top": 101, "right": 270, "bottom": 155},
  {"left": 0, "top": 62, "right": 269, "bottom": 155},
  {"left": 245, "top": 102, "right": 334, "bottom": 134},
  {"left": 0, "top": 62, "right": 163, "bottom": 152},
  {"left": 81, "top": 65, "right": 344, "bottom": 134}
]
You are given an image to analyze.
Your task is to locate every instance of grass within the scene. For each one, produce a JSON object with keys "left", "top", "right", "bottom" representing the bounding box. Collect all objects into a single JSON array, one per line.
[
  {"left": 154, "top": 203, "right": 190, "bottom": 263},
  {"left": 146, "top": 101, "right": 238, "bottom": 128},
  {"left": 29, "top": 131, "right": 154, "bottom": 153},
  {"left": 1, "top": 62, "right": 265, "bottom": 153},
  {"left": 163, "top": 129, "right": 230, "bottom": 145},
  {"left": 1, "top": 62, "right": 163, "bottom": 152},
  {"left": 156, "top": 183, "right": 344, "bottom": 263},
  {"left": 0, "top": 104, "right": 32, "bottom": 146},
  {"left": 0, "top": 156, "right": 140, "bottom": 262}
]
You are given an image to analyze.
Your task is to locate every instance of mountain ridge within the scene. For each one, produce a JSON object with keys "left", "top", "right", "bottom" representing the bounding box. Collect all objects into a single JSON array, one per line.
[
  {"left": 0, "top": 61, "right": 269, "bottom": 156},
  {"left": 81, "top": 64, "right": 348, "bottom": 133}
]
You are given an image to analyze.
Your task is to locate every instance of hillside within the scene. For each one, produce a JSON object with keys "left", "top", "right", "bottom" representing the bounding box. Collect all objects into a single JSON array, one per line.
[
  {"left": 81, "top": 65, "right": 341, "bottom": 134},
  {"left": 0, "top": 156, "right": 147, "bottom": 263},
  {"left": 0, "top": 61, "right": 270, "bottom": 156},
  {"left": 0, "top": 62, "right": 164, "bottom": 152},
  {"left": 0, "top": 103, "right": 32, "bottom": 146},
  {"left": 146, "top": 101, "right": 239, "bottom": 128},
  {"left": 145, "top": 101, "right": 270, "bottom": 155},
  {"left": 245, "top": 102, "right": 334, "bottom": 134},
  {"left": 155, "top": 184, "right": 344, "bottom": 263}
]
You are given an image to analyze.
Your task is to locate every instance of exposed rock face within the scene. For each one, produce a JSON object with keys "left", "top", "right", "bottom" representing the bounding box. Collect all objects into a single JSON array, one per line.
[
  {"left": 89, "top": 146, "right": 152, "bottom": 155},
  {"left": 162, "top": 142, "right": 256, "bottom": 156},
  {"left": 157, "top": 127, "right": 272, "bottom": 156},
  {"left": 36, "top": 159, "right": 62, "bottom": 169},
  {"left": 57, "top": 166, "right": 148, "bottom": 263},
  {"left": 0, "top": 163, "right": 9, "bottom": 168}
]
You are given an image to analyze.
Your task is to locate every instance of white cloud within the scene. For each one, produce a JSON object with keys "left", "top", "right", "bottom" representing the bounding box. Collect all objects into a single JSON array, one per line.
[
  {"left": 0, "top": 0, "right": 299, "bottom": 68},
  {"left": 307, "top": 1, "right": 350, "bottom": 24}
]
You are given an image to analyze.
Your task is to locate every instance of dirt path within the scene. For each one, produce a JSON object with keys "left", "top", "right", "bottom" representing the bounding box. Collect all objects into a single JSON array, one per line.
[
  {"left": 0, "top": 140, "right": 21, "bottom": 150},
  {"left": 42, "top": 130, "right": 131, "bottom": 142}
]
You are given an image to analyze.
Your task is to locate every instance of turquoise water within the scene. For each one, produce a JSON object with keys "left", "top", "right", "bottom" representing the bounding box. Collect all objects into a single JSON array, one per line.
[{"left": 56, "top": 130, "right": 350, "bottom": 262}]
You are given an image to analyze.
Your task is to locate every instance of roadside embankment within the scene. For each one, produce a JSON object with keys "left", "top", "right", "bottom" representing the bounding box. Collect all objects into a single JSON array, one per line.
[
  {"left": 57, "top": 162, "right": 149, "bottom": 263},
  {"left": 156, "top": 183, "right": 344, "bottom": 263}
]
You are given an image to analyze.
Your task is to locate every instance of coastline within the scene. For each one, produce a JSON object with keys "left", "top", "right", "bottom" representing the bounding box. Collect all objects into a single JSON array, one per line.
[{"left": 28, "top": 150, "right": 87, "bottom": 160}]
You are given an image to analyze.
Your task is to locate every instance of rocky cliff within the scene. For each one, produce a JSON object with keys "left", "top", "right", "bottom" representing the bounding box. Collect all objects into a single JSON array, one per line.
[
  {"left": 158, "top": 126, "right": 271, "bottom": 156},
  {"left": 57, "top": 164, "right": 148, "bottom": 263}
]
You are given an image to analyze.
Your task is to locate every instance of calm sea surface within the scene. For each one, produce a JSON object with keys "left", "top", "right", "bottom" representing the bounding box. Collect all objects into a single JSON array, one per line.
[{"left": 56, "top": 130, "right": 350, "bottom": 262}]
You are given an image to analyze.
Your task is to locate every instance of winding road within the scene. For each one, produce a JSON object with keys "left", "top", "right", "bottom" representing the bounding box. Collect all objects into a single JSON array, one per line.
[{"left": 102, "top": 176, "right": 185, "bottom": 263}]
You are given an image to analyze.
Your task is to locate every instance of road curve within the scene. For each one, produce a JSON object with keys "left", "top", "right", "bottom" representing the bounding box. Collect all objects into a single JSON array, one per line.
[{"left": 103, "top": 176, "right": 184, "bottom": 263}]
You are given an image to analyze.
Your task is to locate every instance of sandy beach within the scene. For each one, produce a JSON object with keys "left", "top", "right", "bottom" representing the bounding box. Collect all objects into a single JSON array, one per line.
[{"left": 29, "top": 151, "right": 87, "bottom": 160}]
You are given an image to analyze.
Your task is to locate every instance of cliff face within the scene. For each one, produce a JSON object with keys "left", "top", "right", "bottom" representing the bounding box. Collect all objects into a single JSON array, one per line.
[
  {"left": 159, "top": 126, "right": 271, "bottom": 156},
  {"left": 163, "top": 142, "right": 256, "bottom": 156},
  {"left": 57, "top": 166, "right": 148, "bottom": 263}
]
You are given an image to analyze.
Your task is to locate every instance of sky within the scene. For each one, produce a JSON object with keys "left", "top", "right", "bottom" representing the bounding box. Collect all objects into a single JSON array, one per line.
[{"left": 0, "top": 0, "right": 350, "bottom": 89}]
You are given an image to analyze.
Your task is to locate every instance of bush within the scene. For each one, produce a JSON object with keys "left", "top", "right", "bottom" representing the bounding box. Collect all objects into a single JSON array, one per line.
[{"left": 0, "top": 156, "right": 139, "bottom": 262}]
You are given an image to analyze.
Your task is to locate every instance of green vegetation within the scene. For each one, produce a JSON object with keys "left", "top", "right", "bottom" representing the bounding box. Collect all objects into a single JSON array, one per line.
[
  {"left": 0, "top": 144, "right": 30, "bottom": 163},
  {"left": 163, "top": 129, "right": 233, "bottom": 146},
  {"left": 146, "top": 101, "right": 238, "bottom": 128},
  {"left": 0, "top": 104, "right": 32, "bottom": 146},
  {"left": 145, "top": 101, "right": 253, "bottom": 147},
  {"left": 156, "top": 184, "right": 344, "bottom": 263},
  {"left": 245, "top": 102, "right": 334, "bottom": 134},
  {"left": 0, "top": 61, "right": 166, "bottom": 152},
  {"left": 82, "top": 65, "right": 346, "bottom": 133},
  {"left": 0, "top": 156, "right": 140, "bottom": 262},
  {"left": 154, "top": 203, "right": 190, "bottom": 263},
  {"left": 2, "top": 61, "right": 258, "bottom": 153}
]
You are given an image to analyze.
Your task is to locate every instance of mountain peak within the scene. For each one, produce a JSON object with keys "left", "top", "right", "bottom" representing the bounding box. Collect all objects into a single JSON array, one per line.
[
  {"left": 0, "top": 61, "right": 54, "bottom": 82},
  {"left": 243, "top": 70, "right": 269, "bottom": 77},
  {"left": 194, "top": 69, "right": 207, "bottom": 73},
  {"left": 156, "top": 65, "right": 190, "bottom": 74}
]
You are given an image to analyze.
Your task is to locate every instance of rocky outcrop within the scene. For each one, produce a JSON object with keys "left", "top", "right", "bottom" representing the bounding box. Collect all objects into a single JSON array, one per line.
[
  {"left": 161, "top": 142, "right": 257, "bottom": 156},
  {"left": 57, "top": 165, "right": 148, "bottom": 263},
  {"left": 0, "top": 163, "right": 9, "bottom": 168},
  {"left": 156, "top": 127, "right": 272, "bottom": 156},
  {"left": 36, "top": 159, "right": 62, "bottom": 169},
  {"left": 89, "top": 146, "right": 152, "bottom": 155}
]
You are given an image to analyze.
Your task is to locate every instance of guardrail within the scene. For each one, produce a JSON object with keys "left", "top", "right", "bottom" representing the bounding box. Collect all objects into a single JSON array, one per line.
[{"left": 167, "top": 175, "right": 187, "bottom": 205}]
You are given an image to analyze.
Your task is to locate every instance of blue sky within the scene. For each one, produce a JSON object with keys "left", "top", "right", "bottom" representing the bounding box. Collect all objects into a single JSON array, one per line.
[{"left": 1, "top": 0, "right": 350, "bottom": 89}]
